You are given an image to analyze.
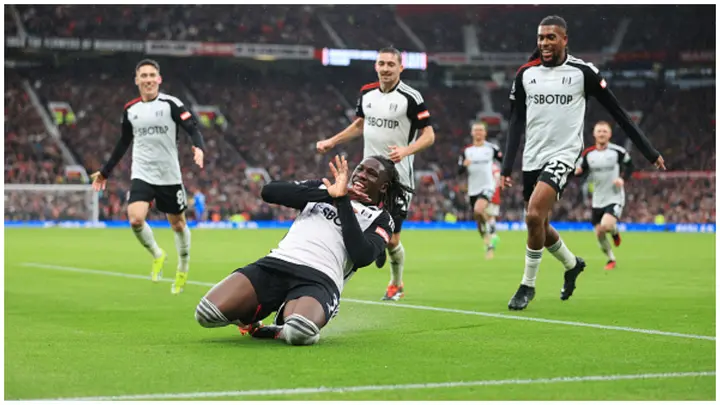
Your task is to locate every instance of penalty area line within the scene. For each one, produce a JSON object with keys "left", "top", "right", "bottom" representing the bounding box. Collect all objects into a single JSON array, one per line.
[{"left": 19, "top": 262, "right": 716, "bottom": 342}]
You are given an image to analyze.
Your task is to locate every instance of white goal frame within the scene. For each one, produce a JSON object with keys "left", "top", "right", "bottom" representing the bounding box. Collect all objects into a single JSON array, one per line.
[{"left": 4, "top": 183, "right": 99, "bottom": 222}]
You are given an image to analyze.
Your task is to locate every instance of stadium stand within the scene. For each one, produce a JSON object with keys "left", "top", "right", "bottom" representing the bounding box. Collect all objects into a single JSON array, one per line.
[
  {"left": 5, "top": 72, "right": 67, "bottom": 185},
  {"left": 617, "top": 6, "right": 715, "bottom": 52},
  {"left": 5, "top": 5, "right": 714, "bottom": 225},
  {"left": 11, "top": 4, "right": 715, "bottom": 54},
  {"left": 15, "top": 5, "right": 332, "bottom": 45}
]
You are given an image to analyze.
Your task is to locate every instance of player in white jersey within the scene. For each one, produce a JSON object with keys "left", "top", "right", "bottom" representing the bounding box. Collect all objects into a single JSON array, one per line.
[
  {"left": 316, "top": 47, "right": 436, "bottom": 301},
  {"left": 91, "top": 59, "right": 205, "bottom": 295},
  {"left": 458, "top": 122, "right": 502, "bottom": 256},
  {"left": 501, "top": 16, "right": 665, "bottom": 310},
  {"left": 194, "top": 155, "right": 411, "bottom": 346},
  {"left": 575, "top": 121, "right": 634, "bottom": 271}
]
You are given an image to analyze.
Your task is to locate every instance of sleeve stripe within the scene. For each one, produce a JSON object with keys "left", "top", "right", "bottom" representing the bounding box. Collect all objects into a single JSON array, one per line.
[
  {"left": 158, "top": 96, "right": 184, "bottom": 108},
  {"left": 375, "top": 226, "right": 390, "bottom": 243},
  {"left": 398, "top": 83, "right": 424, "bottom": 104}
]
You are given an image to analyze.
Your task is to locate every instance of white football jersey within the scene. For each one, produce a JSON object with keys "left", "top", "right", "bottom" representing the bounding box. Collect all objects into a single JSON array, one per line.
[
  {"left": 123, "top": 92, "right": 193, "bottom": 185},
  {"left": 356, "top": 80, "right": 431, "bottom": 191},
  {"left": 577, "top": 143, "right": 632, "bottom": 208},
  {"left": 267, "top": 182, "right": 394, "bottom": 294},
  {"left": 460, "top": 142, "right": 502, "bottom": 196},
  {"left": 510, "top": 55, "right": 604, "bottom": 171}
]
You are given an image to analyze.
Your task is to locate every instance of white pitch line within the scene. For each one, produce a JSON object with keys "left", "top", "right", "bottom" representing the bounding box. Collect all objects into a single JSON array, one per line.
[
  {"left": 339, "top": 299, "right": 716, "bottom": 341},
  {"left": 19, "top": 262, "right": 716, "bottom": 342},
  {"left": 38, "top": 371, "right": 715, "bottom": 401}
]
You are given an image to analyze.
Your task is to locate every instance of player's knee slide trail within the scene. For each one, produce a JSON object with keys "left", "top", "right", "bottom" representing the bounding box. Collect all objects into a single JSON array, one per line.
[
  {"left": 195, "top": 297, "right": 230, "bottom": 328},
  {"left": 282, "top": 314, "right": 320, "bottom": 346}
]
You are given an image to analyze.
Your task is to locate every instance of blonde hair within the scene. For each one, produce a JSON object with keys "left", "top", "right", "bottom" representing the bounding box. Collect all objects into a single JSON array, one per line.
[{"left": 594, "top": 121, "right": 612, "bottom": 131}]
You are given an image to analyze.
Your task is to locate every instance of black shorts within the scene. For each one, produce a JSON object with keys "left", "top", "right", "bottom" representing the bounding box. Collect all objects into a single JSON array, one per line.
[
  {"left": 469, "top": 189, "right": 494, "bottom": 208},
  {"left": 591, "top": 204, "right": 624, "bottom": 226},
  {"left": 389, "top": 190, "right": 413, "bottom": 233},
  {"left": 523, "top": 160, "right": 574, "bottom": 203},
  {"left": 233, "top": 257, "right": 341, "bottom": 326},
  {"left": 128, "top": 179, "right": 187, "bottom": 214}
]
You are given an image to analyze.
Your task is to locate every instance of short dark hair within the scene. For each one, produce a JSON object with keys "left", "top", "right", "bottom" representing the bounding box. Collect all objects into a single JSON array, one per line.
[
  {"left": 539, "top": 15, "right": 568, "bottom": 31},
  {"left": 378, "top": 46, "right": 402, "bottom": 63},
  {"left": 135, "top": 59, "right": 160, "bottom": 73},
  {"left": 529, "top": 15, "right": 569, "bottom": 61}
]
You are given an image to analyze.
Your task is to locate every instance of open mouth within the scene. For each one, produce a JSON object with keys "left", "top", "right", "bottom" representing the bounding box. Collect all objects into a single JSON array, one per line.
[
  {"left": 541, "top": 50, "right": 553, "bottom": 59},
  {"left": 352, "top": 179, "right": 367, "bottom": 192}
]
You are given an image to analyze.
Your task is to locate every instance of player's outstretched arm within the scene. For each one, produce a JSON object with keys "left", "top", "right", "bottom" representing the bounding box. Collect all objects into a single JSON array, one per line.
[
  {"left": 168, "top": 97, "right": 206, "bottom": 168},
  {"left": 98, "top": 110, "right": 134, "bottom": 180},
  {"left": 580, "top": 65, "right": 664, "bottom": 169},
  {"left": 318, "top": 85, "right": 369, "bottom": 153},
  {"left": 260, "top": 180, "right": 333, "bottom": 210},
  {"left": 317, "top": 118, "right": 364, "bottom": 153},
  {"left": 595, "top": 89, "right": 661, "bottom": 167},
  {"left": 500, "top": 73, "right": 527, "bottom": 181},
  {"left": 620, "top": 150, "right": 635, "bottom": 180}
]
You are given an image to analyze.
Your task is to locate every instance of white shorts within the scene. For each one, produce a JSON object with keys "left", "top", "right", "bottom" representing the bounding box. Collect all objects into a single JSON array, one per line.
[{"left": 485, "top": 203, "right": 500, "bottom": 217}]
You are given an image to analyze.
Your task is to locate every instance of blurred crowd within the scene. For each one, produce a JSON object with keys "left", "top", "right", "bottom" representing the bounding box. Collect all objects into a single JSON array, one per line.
[
  {"left": 9, "top": 5, "right": 713, "bottom": 54},
  {"left": 4, "top": 5, "right": 714, "bottom": 224},
  {"left": 5, "top": 69, "right": 714, "bottom": 224},
  {"left": 14, "top": 5, "right": 331, "bottom": 46},
  {"left": 5, "top": 72, "right": 68, "bottom": 185}
]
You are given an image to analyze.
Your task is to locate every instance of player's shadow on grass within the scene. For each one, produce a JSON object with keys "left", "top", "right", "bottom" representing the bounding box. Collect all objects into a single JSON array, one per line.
[
  {"left": 201, "top": 336, "right": 284, "bottom": 346},
  {"left": 201, "top": 336, "right": 343, "bottom": 347}
]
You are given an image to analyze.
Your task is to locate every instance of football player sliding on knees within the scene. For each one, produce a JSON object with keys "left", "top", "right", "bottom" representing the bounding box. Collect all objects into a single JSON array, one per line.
[{"left": 195, "top": 155, "right": 412, "bottom": 346}]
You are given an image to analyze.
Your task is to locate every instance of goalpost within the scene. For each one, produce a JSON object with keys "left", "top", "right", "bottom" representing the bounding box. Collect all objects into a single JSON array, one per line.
[{"left": 5, "top": 184, "right": 99, "bottom": 222}]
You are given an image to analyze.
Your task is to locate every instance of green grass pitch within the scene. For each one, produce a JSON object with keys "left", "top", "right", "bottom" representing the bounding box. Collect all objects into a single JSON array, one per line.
[{"left": 4, "top": 228, "right": 716, "bottom": 400}]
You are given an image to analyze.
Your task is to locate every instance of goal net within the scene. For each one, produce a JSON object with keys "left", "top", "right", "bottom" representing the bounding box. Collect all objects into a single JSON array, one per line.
[{"left": 4, "top": 184, "right": 99, "bottom": 222}]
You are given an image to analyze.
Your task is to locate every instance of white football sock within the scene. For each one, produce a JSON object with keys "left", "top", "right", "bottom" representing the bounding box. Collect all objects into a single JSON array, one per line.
[
  {"left": 547, "top": 238, "right": 578, "bottom": 270},
  {"left": 174, "top": 225, "right": 191, "bottom": 273},
  {"left": 132, "top": 222, "right": 163, "bottom": 259},
  {"left": 598, "top": 235, "right": 616, "bottom": 261},
  {"left": 487, "top": 218, "right": 497, "bottom": 236},
  {"left": 389, "top": 243, "right": 405, "bottom": 286},
  {"left": 521, "top": 246, "right": 543, "bottom": 287}
]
